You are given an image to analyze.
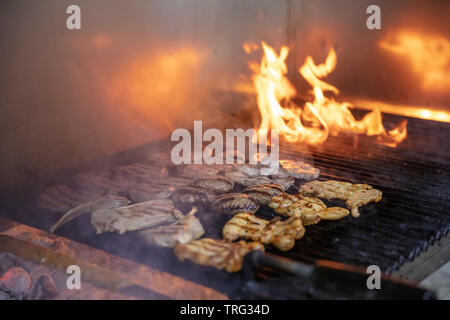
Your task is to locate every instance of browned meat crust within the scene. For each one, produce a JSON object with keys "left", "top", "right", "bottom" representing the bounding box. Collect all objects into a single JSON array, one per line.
[
  {"left": 173, "top": 238, "right": 264, "bottom": 272},
  {"left": 211, "top": 193, "right": 259, "bottom": 215}
]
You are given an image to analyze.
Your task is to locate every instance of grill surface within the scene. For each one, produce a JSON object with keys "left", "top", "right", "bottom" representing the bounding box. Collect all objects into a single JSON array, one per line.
[{"left": 0, "top": 112, "right": 449, "bottom": 297}]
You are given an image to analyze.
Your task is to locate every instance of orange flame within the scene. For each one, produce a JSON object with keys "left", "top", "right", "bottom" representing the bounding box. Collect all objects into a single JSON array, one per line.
[
  {"left": 379, "top": 31, "right": 450, "bottom": 92},
  {"left": 251, "top": 42, "right": 407, "bottom": 147}
]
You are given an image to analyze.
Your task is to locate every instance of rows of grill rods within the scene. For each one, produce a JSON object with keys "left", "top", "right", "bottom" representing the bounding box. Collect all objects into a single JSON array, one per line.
[{"left": 38, "top": 153, "right": 382, "bottom": 273}]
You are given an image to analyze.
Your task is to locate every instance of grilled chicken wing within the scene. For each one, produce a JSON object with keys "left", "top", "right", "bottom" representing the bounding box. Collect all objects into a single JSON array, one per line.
[
  {"left": 223, "top": 212, "right": 305, "bottom": 251},
  {"left": 173, "top": 238, "right": 264, "bottom": 272}
]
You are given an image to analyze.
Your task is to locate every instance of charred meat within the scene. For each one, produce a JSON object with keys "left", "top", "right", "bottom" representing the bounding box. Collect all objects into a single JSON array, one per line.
[
  {"left": 74, "top": 172, "right": 132, "bottom": 195},
  {"left": 91, "top": 199, "right": 184, "bottom": 234},
  {"left": 171, "top": 186, "right": 216, "bottom": 205},
  {"left": 173, "top": 238, "right": 264, "bottom": 272},
  {"left": 345, "top": 188, "right": 382, "bottom": 217},
  {"left": 222, "top": 212, "right": 305, "bottom": 251},
  {"left": 211, "top": 193, "right": 259, "bottom": 215}
]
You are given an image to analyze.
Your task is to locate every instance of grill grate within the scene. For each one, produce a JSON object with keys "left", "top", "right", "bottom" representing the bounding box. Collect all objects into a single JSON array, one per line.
[{"left": 0, "top": 113, "right": 449, "bottom": 297}]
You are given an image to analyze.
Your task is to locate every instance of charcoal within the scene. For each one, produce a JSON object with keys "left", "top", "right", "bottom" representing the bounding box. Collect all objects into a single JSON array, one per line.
[{"left": 30, "top": 274, "right": 58, "bottom": 300}]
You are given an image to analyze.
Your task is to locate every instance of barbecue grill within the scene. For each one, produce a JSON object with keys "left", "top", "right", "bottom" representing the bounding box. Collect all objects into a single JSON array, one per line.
[{"left": 1, "top": 0, "right": 449, "bottom": 300}]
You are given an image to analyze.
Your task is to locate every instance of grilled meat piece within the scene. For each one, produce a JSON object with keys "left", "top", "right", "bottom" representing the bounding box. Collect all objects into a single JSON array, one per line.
[
  {"left": 211, "top": 193, "right": 259, "bottom": 215},
  {"left": 224, "top": 170, "right": 272, "bottom": 187},
  {"left": 174, "top": 164, "right": 233, "bottom": 179},
  {"left": 74, "top": 172, "right": 132, "bottom": 195},
  {"left": 112, "top": 163, "right": 170, "bottom": 184},
  {"left": 268, "top": 193, "right": 300, "bottom": 215},
  {"left": 49, "top": 195, "right": 131, "bottom": 233},
  {"left": 346, "top": 189, "right": 382, "bottom": 217},
  {"left": 279, "top": 160, "right": 320, "bottom": 181},
  {"left": 300, "top": 180, "right": 382, "bottom": 218},
  {"left": 242, "top": 183, "right": 285, "bottom": 205},
  {"left": 299, "top": 180, "right": 372, "bottom": 200},
  {"left": 318, "top": 207, "right": 350, "bottom": 220},
  {"left": 271, "top": 176, "right": 296, "bottom": 190},
  {"left": 138, "top": 208, "right": 204, "bottom": 247},
  {"left": 223, "top": 213, "right": 305, "bottom": 251},
  {"left": 191, "top": 175, "right": 234, "bottom": 194},
  {"left": 38, "top": 185, "right": 102, "bottom": 213},
  {"left": 171, "top": 186, "right": 216, "bottom": 205},
  {"left": 276, "top": 197, "right": 323, "bottom": 226},
  {"left": 173, "top": 238, "right": 264, "bottom": 272},
  {"left": 91, "top": 199, "right": 184, "bottom": 234}
]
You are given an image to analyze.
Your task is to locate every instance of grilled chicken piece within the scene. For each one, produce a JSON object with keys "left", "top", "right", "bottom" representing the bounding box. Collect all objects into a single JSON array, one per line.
[
  {"left": 38, "top": 185, "right": 102, "bottom": 213},
  {"left": 223, "top": 213, "right": 305, "bottom": 251},
  {"left": 276, "top": 197, "right": 323, "bottom": 226},
  {"left": 171, "top": 186, "right": 216, "bottom": 205},
  {"left": 173, "top": 238, "right": 264, "bottom": 272},
  {"left": 318, "top": 207, "right": 350, "bottom": 220},
  {"left": 49, "top": 195, "right": 131, "bottom": 233},
  {"left": 191, "top": 175, "right": 234, "bottom": 194},
  {"left": 300, "top": 180, "right": 382, "bottom": 217},
  {"left": 211, "top": 193, "right": 259, "bottom": 215},
  {"left": 138, "top": 208, "right": 204, "bottom": 247},
  {"left": 74, "top": 172, "right": 132, "bottom": 195},
  {"left": 91, "top": 199, "right": 184, "bottom": 234},
  {"left": 174, "top": 164, "right": 235, "bottom": 179},
  {"left": 279, "top": 160, "right": 320, "bottom": 181},
  {"left": 129, "top": 176, "right": 190, "bottom": 202},
  {"left": 268, "top": 193, "right": 300, "bottom": 215},
  {"left": 242, "top": 183, "right": 285, "bottom": 205},
  {"left": 346, "top": 189, "right": 382, "bottom": 217}
]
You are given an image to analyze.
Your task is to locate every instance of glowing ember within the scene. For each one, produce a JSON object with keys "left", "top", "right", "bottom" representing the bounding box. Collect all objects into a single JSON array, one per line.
[
  {"left": 250, "top": 42, "right": 407, "bottom": 147},
  {"left": 379, "top": 31, "right": 450, "bottom": 92}
]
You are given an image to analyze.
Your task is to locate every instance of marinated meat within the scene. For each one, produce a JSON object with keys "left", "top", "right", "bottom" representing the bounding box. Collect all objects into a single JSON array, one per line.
[
  {"left": 173, "top": 238, "right": 264, "bottom": 272},
  {"left": 223, "top": 212, "right": 305, "bottom": 251},
  {"left": 74, "top": 172, "right": 132, "bottom": 195},
  {"left": 171, "top": 186, "right": 216, "bottom": 205},
  {"left": 300, "top": 180, "right": 382, "bottom": 217},
  {"left": 242, "top": 183, "right": 285, "bottom": 205},
  {"left": 268, "top": 193, "right": 300, "bottom": 215},
  {"left": 279, "top": 159, "right": 320, "bottom": 181},
  {"left": 138, "top": 208, "right": 205, "bottom": 247}
]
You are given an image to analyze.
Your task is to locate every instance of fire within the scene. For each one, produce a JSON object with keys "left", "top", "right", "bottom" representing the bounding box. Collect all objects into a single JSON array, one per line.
[
  {"left": 379, "top": 31, "right": 450, "bottom": 92},
  {"left": 250, "top": 42, "right": 407, "bottom": 147}
]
